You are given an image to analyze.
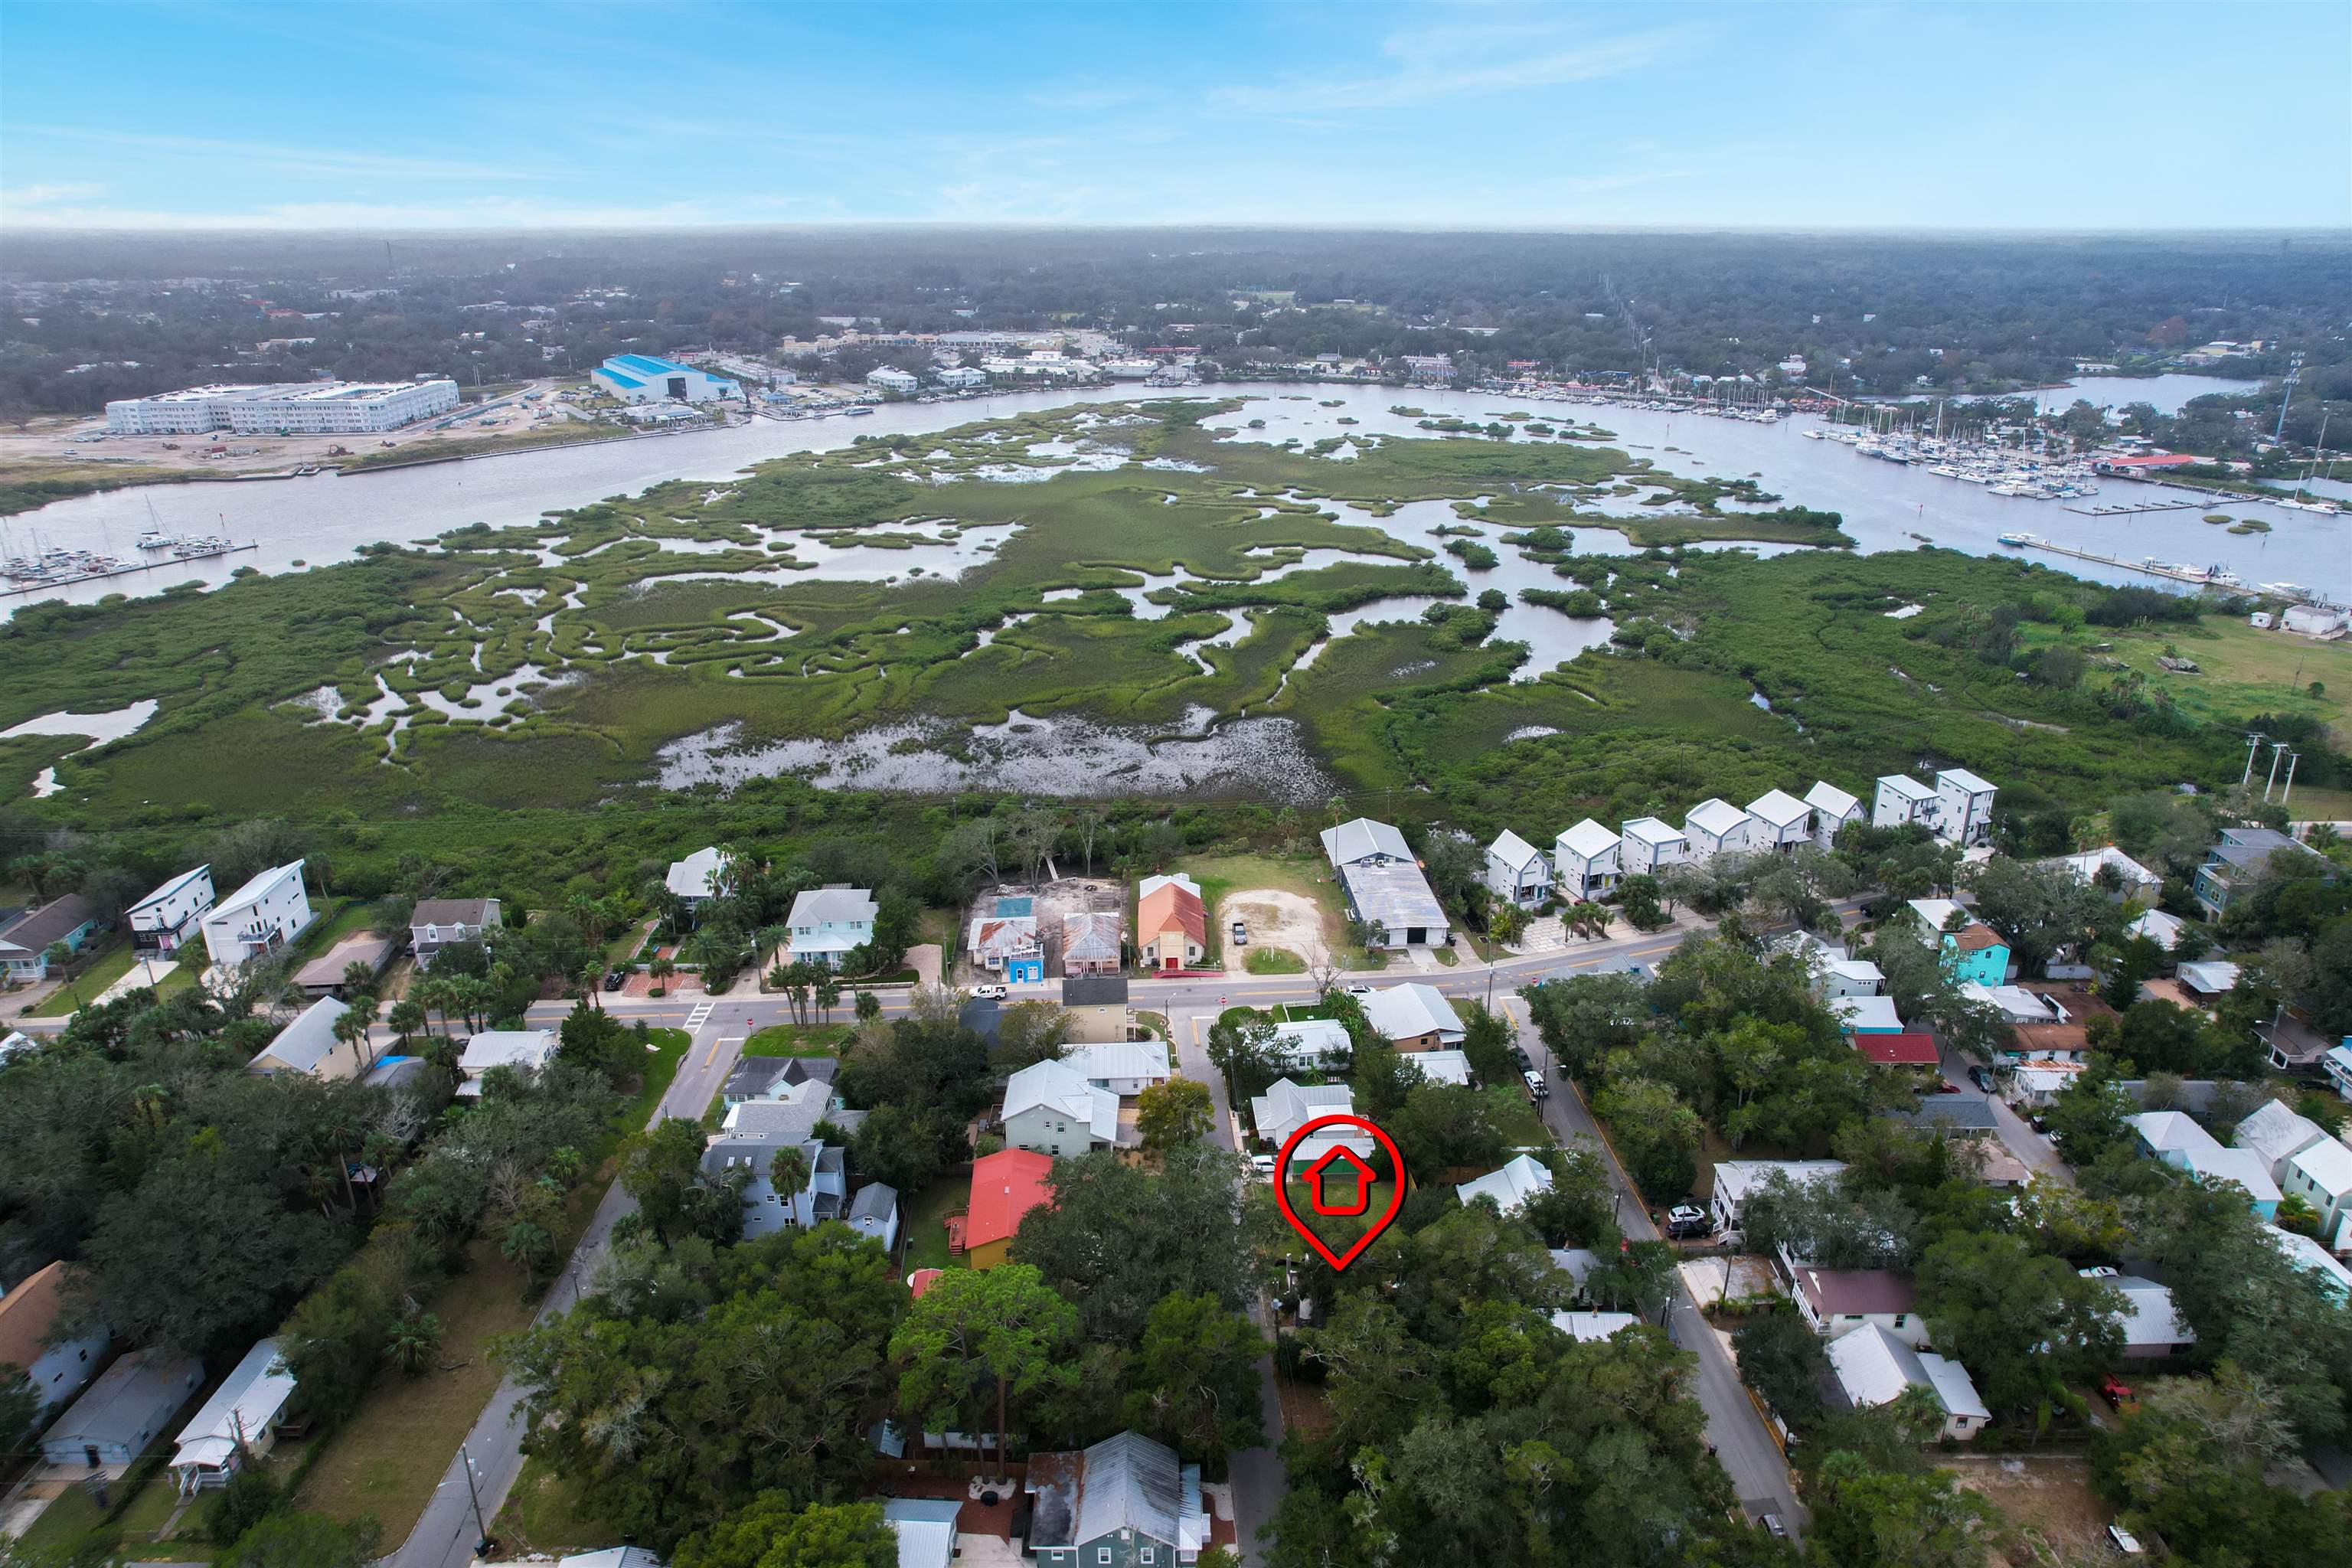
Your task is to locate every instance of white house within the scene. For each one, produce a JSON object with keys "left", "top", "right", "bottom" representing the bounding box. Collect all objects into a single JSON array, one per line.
[
  {"left": 1251, "top": 1078, "right": 1373, "bottom": 1163},
  {"left": 786, "top": 885, "right": 878, "bottom": 969},
  {"left": 1412, "top": 1049, "right": 1475, "bottom": 1086},
  {"left": 40, "top": 1351, "right": 202, "bottom": 1468},
  {"left": 2281, "top": 1138, "right": 2352, "bottom": 1249},
  {"left": 127, "top": 866, "right": 213, "bottom": 956},
  {"left": 1788, "top": 1263, "right": 1928, "bottom": 1346},
  {"left": 2233, "top": 1099, "right": 2333, "bottom": 1184},
  {"left": 1003, "top": 1059, "right": 1119, "bottom": 1157},
  {"left": 2131, "top": 1110, "right": 2281, "bottom": 1217},
  {"left": 866, "top": 367, "right": 920, "bottom": 395},
  {"left": 1359, "top": 982, "right": 1465, "bottom": 1050},
  {"left": 1805, "top": 781, "right": 1864, "bottom": 849},
  {"left": 1321, "top": 818, "right": 1449, "bottom": 948},
  {"left": 1457, "top": 1153, "right": 1554, "bottom": 1215},
  {"left": 1684, "top": 798, "right": 1757, "bottom": 860},
  {"left": 1826, "top": 1324, "right": 1988, "bottom": 1441},
  {"left": 845, "top": 1183, "right": 900, "bottom": 1250},
  {"left": 1711, "top": 1159, "right": 1847, "bottom": 1236},
  {"left": 0, "top": 1263, "right": 108, "bottom": 1422},
  {"left": 1782, "top": 931, "right": 1883, "bottom": 999},
  {"left": 1618, "top": 816, "right": 1690, "bottom": 876},
  {"left": 246, "top": 996, "right": 366, "bottom": 1081},
  {"left": 2107, "top": 1274, "right": 2195, "bottom": 1357},
  {"left": 2128, "top": 908, "right": 2187, "bottom": 951},
  {"left": 665, "top": 847, "right": 731, "bottom": 916},
  {"left": 706, "top": 1096, "right": 844, "bottom": 1235},
  {"left": 1321, "top": 816, "right": 1414, "bottom": 868},
  {"left": 1553, "top": 818, "right": 1622, "bottom": 899},
  {"left": 200, "top": 861, "right": 312, "bottom": 969},
  {"left": 1484, "top": 830, "right": 1553, "bottom": 907},
  {"left": 1061, "top": 1039, "right": 1173, "bottom": 1096},
  {"left": 168, "top": 1338, "right": 296, "bottom": 1496},
  {"left": 1872, "top": 774, "right": 1939, "bottom": 831},
  {"left": 2328, "top": 1045, "right": 2352, "bottom": 1104},
  {"left": 1746, "top": 789, "right": 1814, "bottom": 852},
  {"left": 455, "top": 1028, "right": 558, "bottom": 1096},
  {"left": 2050, "top": 845, "right": 2161, "bottom": 898},
  {"left": 1831, "top": 995, "right": 1905, "bottom": 1034},
  {"left": 1933, "top": 768, "right": 1998, "bottom": 847},
  {"left": 1267, "top": 1018, "right": 1353, "bottom": 1072},
  {"left": 932, "top": 365, "right": 988, "bottom": 390}
]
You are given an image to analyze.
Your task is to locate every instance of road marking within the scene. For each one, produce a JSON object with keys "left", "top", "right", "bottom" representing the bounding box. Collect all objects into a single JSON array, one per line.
[{"left": 684, "top": 1001, "right": 717, "bottom": 1030}]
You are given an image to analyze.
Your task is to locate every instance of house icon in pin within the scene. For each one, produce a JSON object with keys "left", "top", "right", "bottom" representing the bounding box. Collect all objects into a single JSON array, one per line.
[{"left": 1305, "top": 1145, "right": 1377, "bottom": 1217}]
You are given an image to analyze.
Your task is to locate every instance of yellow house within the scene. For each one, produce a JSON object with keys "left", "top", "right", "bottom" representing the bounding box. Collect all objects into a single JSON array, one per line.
[{"left": 1060, "top": 975, "right": 1134, "bottom": 1044}]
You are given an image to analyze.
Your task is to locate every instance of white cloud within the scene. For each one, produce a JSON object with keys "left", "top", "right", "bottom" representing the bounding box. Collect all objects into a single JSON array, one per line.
[
  {"left": 0, "top": 182, "right": 105, "bottom": 206},
  {"left": 1214, "top": 21, "right": 1681, "bottom": 113}
]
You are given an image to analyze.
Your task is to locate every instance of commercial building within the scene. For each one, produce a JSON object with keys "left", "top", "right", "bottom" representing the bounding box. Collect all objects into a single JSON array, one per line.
[
  {"left": 591, "top": 354, "right": 740, "bottom": 405},
  {"left": 105, "top": 379, "right": 459, "bottom": 436}
]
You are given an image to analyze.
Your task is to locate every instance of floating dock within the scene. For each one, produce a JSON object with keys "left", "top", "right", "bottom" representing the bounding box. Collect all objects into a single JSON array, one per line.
[
  {"left": 2, "top": 541, "right": 259, "bottom": 598},
  {"left": 2063, "top": 499, "right": 2202, "bottom": 517},
  {"left": 2008, "top": 536, "right": 2233, "bottom": 588}
]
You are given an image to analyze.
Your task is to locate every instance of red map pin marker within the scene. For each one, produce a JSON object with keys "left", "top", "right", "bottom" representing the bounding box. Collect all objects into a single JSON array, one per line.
[{"left": 1272, "top": 1113, "right": 1406, "bottom": 1272}]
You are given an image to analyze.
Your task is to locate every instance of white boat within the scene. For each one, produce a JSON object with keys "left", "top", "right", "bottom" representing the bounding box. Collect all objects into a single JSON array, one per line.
[
  {"left": 136, "top": 530, "right": 176, "bottom": 550},
  {"left": 1997, "top": 532, "right": 2036, "bottom": 547},
  {"left": 1801, "top": 429, "right": 1824, "bottom": 440}
]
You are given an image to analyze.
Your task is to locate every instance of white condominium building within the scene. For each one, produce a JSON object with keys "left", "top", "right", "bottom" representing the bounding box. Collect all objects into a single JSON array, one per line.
[{"left": 106, "top": 380, "right": 460, "bottom": 436}]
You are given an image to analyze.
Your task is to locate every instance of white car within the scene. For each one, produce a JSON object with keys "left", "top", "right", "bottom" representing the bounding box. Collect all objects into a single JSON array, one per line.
[
  {"left": 1250, "top": 1153, "right": 1279, "bottom": 1178},
  {"left": 969, "top": 983, "right": 1008, "bottom": 1000}
]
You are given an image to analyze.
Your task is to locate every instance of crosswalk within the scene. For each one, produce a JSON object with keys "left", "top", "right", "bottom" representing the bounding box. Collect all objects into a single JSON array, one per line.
[{"left": 684, "top": 1000, "right": 717, "bottom": 1031}]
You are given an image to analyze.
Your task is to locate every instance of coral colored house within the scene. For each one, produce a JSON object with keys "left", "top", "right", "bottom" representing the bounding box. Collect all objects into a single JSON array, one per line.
[
  {"left": 959, "top": 1148, "right": 1055, "bottom": 1269},
  {"left": 1136, "top": 873, "right": 1207, "bottom": 972}
]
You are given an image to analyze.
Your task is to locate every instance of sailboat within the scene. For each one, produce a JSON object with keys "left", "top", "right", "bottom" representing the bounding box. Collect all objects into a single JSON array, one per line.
[{"left": 2285, "top": 412, "right": 2339, "bottom": 515}]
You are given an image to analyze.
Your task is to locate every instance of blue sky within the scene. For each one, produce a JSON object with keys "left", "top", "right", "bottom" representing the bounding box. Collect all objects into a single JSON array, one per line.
[{"left": 4, "top": 1, "right": 2347, "bottom": 230}]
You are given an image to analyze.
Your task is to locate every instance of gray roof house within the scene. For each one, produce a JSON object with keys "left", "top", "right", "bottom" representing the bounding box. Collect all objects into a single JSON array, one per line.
[
  {"left": 720, "top": 1054, "right": 839, "bottom": 1107},
  {"left": 1025, "top": 1429, "right": 1210, "bottom": 1567},
  {"left": 246, "top": 996, "right": 365, "bottom": 1081},
  {"left": 882, "top": 1497, "right": 961, "bottom": 1568},
  {"left": 703, "top": 1094, "right": 845, "bottom": 1236},
  {"left": 846, "top": 1182, "right": 900, "bottom": 1250},
  {"left": 1320, "top": 817, "right": 1413, "bottom": 867},
  {"left": 1883, "top": 1095, "right": 2000, "bottom": 1135},
  {"left": 409, "top": 897, "right": 500, "bottom": 969},
  {"left": 40, "top": 1349, "right": 203, "bottom": 1468},
  {"left": 0, "top": 893, "right": 100, "bottom": 982}
]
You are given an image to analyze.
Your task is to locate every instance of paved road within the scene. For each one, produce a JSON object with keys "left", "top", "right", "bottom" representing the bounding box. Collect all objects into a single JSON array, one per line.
[
  {"left": 1935, "top": 1046, "right": 2073, "bottom": 1185},
  {"left": 388, "top": 1000, "right": 754, "bottom": 1568},
  {"left": 1512, "top": 998, "right": 1807, "bottom": 1532}
]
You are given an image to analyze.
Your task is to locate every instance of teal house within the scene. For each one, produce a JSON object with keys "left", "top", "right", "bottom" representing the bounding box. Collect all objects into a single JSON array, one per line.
[{"left": 1908, "top": 899, "right": 2008, "bottom": 987}]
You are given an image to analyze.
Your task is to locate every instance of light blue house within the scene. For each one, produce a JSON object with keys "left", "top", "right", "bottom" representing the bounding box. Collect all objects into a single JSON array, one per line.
[
  {"left": 1907, "top": 899, "right": 2009, "bottom": 987},
  {"left": 2132, "top": 1111, "right": 2280, "bottom": 1220},
  {"left": 0, "top": 894, "right": 100, "bottom": 983}
]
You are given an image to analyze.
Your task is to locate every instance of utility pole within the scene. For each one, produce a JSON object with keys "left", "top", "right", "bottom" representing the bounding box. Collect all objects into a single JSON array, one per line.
[
  {"left": 2274, "top": 352, "right": 2305, "bottom": 444},
  {"left": 459, "top": 1441, "right": 493, "bottom": 1555},
  {"left": 2264, "top": 740, "right": 2288, "bottom": 799},
  {"left": 2243, "top": 733, "right": 2264, "bottom": 788},
  {"left": 2280, "top": 752, "right": 2300, "bottom": 805}
]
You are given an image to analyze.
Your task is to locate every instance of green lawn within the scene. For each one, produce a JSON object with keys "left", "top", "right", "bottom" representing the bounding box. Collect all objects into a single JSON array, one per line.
[
  {"left": 22, "top": 937, "right": 141, "bottom": 1015},
  {"left": 489, "top": 1455, "right": 620, "bottom": 1559},
  {"left": 1278, "top": 1177, "right": 1403, "bottom": 1256},
  {"left": 1185, "top": 850, "right": 1388, "bottom": 971},
  {"left": 1246, "top": 948, "right": 1306, "bottom": 975},
  {"left": 297, "top": 896, "right": 381, "bottom": 956},
  {"left": 902, "top": 1174, "right": 968, "bottom": 1276},
  {"left": 743, "top": 1021, "right": 854, "bottom": 1057},
  {"left": 607, "top": 1025, "right": 691, "bottom": 1142}
]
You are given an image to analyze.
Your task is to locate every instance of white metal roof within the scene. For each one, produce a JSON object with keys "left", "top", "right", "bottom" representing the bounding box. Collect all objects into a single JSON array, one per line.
[
  {"left": 1713, "top": 1159, "right": 1846, "bottom": 1207},
  {"left": 172, "top": 1339, "right": 295, "bottom": 1473},
  {"left": 1456, "top": 1153, "right": 1553, "bottom": 1214},
  {"left": 2109, "top": 1276, "right": 2194, "bottom": 1350},
  {"left": 789, "top": 885, "right": 878, "bottom": 926},
  {"left": 1361, "top": 982, "right": 1464, "bottom": 1041},
  {"left": 2233, "top": 1099, "right": 2329, "bottom": 1172},
  {"left": 1746, "top": 789, "right": 1812, "bottom": 828},
  {"left": 1555, "top": 818, "right": 1622, "bottom": 858},
  {"left": 1827, "top": 1324, "right": 1989, "bottom": 1421},
  {"left": 249, "top": 996, "right": 351, "bottom": 1076},
  {"left": 1549, "top": 1310, "right": 1639, "bottom": 1342},
  {"left": 1620, "top": 815, "right": 1685, "bottom": 846},
  {"left": 2267, "top": 1225, "right": 2352, "bottom": 1298},
  {"left": 1684, "top": 797, "right": 1752, "bottom": 838},
  {"left": 1805, "top": 780, "right": 1860, "bottom": 817},
  {"left": 2177, "top": 960, "right": 2242, "bottom": 995},
  {"left": 210, "top": 860, "right": 303, "bottom": 919},
  {"left": 665, "top": 846, "right": 729, "bottom": 900},
  {"left": 1908, "top": 897, "right": 1966, "bottom": 930},
  {"left": 1062, "top": 1039, "right": 1171, "bottom": 1086},
  {"left": 1879, "top": 773, "right": 1937, "bottom": 802},
  {"left": 1487, "top": 829, "right": 1544, "bottom": 872},
  {"left": 2052, "top": 845, "right": 2159, "bottom": 887},
  {"left": 1413, "top": 1049, "right": 1473, "bottom": 1086},
  {"left": 1832, "top": 995, "right": 1904, "bottom": 1032},
  {"left": 127, "top": 864, "right": 210, "bottom": 916},
  {"left": 456, "top": 1028, "right": 556, "bottom": 1093},
  {"left": 2288, "top": 1138, "right": 2352, "bottom": 1200},
  {"left": 1321, "top": 817, "right": 1412, "bottom": 865},
  {"left": 2128, "top": 909, "right": 2186, "bottom": 950},
  {"left": 1938, "top": 767, "right": 1997, "bottom": 795}
]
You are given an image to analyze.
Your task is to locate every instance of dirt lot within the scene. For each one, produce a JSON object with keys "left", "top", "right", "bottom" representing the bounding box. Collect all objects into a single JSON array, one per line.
[
  {"left": 964, "top": 876, "right": 1122, "bottom": 980},
  {"left": 1220, "top": 888, "right": 1325, "bottom": 972},
  {"left": 1941, "top": 1453, "right": 2111, "bottom": 1566}
]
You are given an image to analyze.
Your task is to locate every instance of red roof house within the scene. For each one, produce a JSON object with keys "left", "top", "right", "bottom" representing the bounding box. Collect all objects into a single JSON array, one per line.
[
  {"left": 1854, "top": 1032, "right": 1941, "bottom": 1067},
  {"left": 962, "top": 1148, "right": 1055, "bottom": 1266}
]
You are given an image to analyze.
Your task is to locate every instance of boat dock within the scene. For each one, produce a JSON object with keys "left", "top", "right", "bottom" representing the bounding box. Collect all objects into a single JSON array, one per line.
[
  {"left": 2, "top": 541, "right": 259, "bottom": 598},
  {"left": 2004, "top": 534, "right": 2235, "bottom": 588},
  {"left": 2063, "top": 498, "right": 2201, "bottom": 517}
]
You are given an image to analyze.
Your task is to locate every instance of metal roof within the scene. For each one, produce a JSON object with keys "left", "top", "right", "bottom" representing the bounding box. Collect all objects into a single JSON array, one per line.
[
  {"left": 1321, "top": 817, "right": 1412, "bottom": 866},
  {"left": 126, "top": 865, "right": 210, "bottom": 916},
  {"left": 848, "top": 1182, "right": 899, "bottom": 1223},
  {"left": 1361, "top": 982, "right": 1462, "bottom": 1041},
  {"left": 1805, "top": 780, "right": 1860, "bottom": 816},
  {"left": 249, "top": 996, "right": 350, "bottom": 1075},
  {"left": 172, "top": 1338, "right": 295, "bottom": 1474},
  {"left": 1555, "top": 818, "right": 1621, "bottom": 859},
  {"left": 1027, "top": 1430, "right": 1184, "bottom": 1550},
  {"left": 1487, "top": 829, "right": 1544, "bottom": 871},
  {"left": 1746, "top": 788, "right": 1812, "bottom": 828},
  {"left": 1684, "top": 797, "right": 1752, "bottom": 838},
  {"left": 1336, "top": 858, "right": 1445, "bottom": 935}
]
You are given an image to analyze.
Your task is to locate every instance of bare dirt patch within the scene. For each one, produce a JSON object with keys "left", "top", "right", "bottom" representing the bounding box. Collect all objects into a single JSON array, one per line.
[
  {"left": 1941, "top": 1452, "right": 2109, "bottom": 1566},
  {"left": 1219, "top": 888, "right": 1325, "bottom": 973}
]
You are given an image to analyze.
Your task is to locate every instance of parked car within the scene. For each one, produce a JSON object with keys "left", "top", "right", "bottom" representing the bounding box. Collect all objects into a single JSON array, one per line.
[
  {"left": 1932, "top": 1080, "right": 1963, "bottom": 1093},
  {"left": 1665, "top": 1204, "right": 1710, "bottom": 1239},
  {"left": 1345, "top": 984, "right": 1374, "bottom": 998},
  {"left": 603, "top": 967, "right": 626, "bottom": 991},
  {"left": 1231, "top": 920, "right": 1248, "bottom": 944},
  {"left": 970, "top": 982, "right": 1009, "bottom": 1000},
  {"left": 1522, "top": 1069, "right": 1550, "bottom": 1102},
  {"left": 1968, "top": 1064, "right": 1997, "bottom": 1093},
  {"left": 1511, "top": 1045, "right": 1533, "bottom": 1070},
  {"left": 1759, "top": 1514, "right": 1788, "bottom": 1540},
  {"left": 2105, "top": 1524, "right": 2144, "bottom": 1556},
  {"left": 2099, "top": 1374, "right": 2138, "bottom": 1414},
  {"left": 1250, "top": 1153, "right": 1279, "bottom": 1178}
]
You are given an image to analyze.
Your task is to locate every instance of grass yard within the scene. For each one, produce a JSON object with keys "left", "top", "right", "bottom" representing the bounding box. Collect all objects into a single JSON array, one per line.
[
  {"left": 2102, "top": 615, "right": 2352, "bottom": 743},
  {"left": 606, "top": 1025, "right": 692, "bottom": 1142},
  {"left": 488, "top": 1455, "right": 620, "bottom": 1560},
  {"left": 1246, "top": 948, "right": 1306, "bottom": 975},
  {"left": 297, "top": 897, "right": 382, "bottom": 956},
  {"left": 743, "top": 1021, "right": 854, "bottom": 1057},
  {"left": 22, "top": 938, "right": 140, "bottom": 1015},
  {"left": 901, "top": 1174, "right": 968, "bottom": 1276},
  {"left": 1180, "top": 851, "right": 1376, "bottom": 968},
  {"left": 1279, "top": 1178, "right": 1402, "bottom": 1256}
]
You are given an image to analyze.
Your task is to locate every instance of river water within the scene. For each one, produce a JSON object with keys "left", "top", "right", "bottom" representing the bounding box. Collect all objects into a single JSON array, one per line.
[{"left": 1, "top": 375, "right": 2335, "bottom": 624}]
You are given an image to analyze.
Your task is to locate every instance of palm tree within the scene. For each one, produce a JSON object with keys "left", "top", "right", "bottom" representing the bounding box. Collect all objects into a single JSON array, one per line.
[
  {"left": 412, "top": 975, "right": 453, "bottom": 1037},
  {"left": 648, "top": 956, "right": 676, "bottom": 995},
  {"left": 769, "top": 1145, "right": 812, "bottom": 1225},
  {"left": 332, "top": 1003, "right": 378, "bottom": 1072},
  {"left": 387, "top": 1311, "right": 443, "bottom": 1377},
  {"left": 815, "top": 976, "right": 840, "bottom": 1024},
  {"left": 387, "top": 998, "right": 426, "bottom": 1046}
]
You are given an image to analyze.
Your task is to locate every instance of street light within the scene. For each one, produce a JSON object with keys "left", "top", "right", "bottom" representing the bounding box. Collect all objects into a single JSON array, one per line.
[{"left": 459, "top": 1441, "right": 494, "bottom": 1555}]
